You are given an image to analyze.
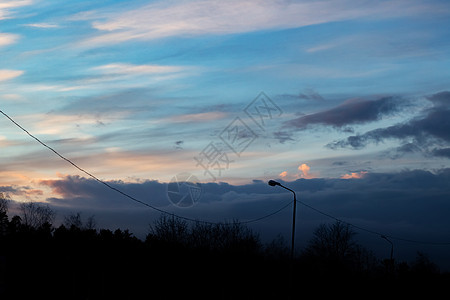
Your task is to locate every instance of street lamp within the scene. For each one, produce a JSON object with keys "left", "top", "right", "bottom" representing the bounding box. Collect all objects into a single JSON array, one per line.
[
  {"left": 381, "top": 235, "right": 394, "bottom": 275},
  {"left": 381, "top": 235, "right": 394, "bottom": 261},
  {"left": 268, "top": 180, "right": 297, "bottom": 259}
]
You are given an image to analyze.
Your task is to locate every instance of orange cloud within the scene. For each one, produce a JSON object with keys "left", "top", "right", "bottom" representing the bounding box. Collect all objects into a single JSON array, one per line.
[
  {"left": 298, "top": 163, "right": 317, "bottom": 179},
  {"left": 298, "top": 163, "right": 310, "bottom": 175},
  {"left": 279, "top": 171, "right": 288, "bottom": 178},
  {"left": 340, "top": 171, "right": 368, "bottom": 179}
]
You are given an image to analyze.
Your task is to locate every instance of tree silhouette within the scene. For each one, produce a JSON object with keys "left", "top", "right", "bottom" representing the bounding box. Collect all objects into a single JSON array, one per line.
[
  {"left": 64, "top": 211, "right": 83, "bottom": 229},
  {"left": 147, "top": 214, "right": 189, "bottom": 246},
  {"left": 146, "top": 215, "right": 261, "bottom": 254},
  {"left": 304, "top": 221, "right": 357, "bottom": 259},
  {"left": 300, "top": 220, "right": 378, "bottom": 279},
  {"left": 411, "top": 251, "right": 440, "bottom": 276},
  {"left": 63, "top": 211, "right": 97, "bottom": 231},
  {"left": 264, "top": 233, "right": 290, "bottom": 260},
  {"left": 0, "top": 209, "right": 449, "bottom": 299},
  {"left": 0, "top": 193, "right": 9, "bottom": 236},
  {"left": 19, "top": 202, "right": 55, "bottom": 230}
]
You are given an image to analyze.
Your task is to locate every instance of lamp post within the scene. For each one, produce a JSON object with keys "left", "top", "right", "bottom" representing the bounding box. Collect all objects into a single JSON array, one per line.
[
  {"left": 381, "top": 235, "right": 394, "bottom": 261},
  {"left": 268, "top": 180, "right": 297, "bottom": 259},
  {"left": 269, "top": 180, "right": 297, "bottom": 299},
  {"left": 381, "top": 235, "right": 394, "bottom": 275}
]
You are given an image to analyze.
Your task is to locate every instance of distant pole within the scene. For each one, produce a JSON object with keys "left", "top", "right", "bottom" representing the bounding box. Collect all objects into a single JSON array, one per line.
[
  {"left": 268, "top": 180, "right": 297, "bottom": 259},
  {"left": 381, "top": 235, "right": 394, "bottom": 275},
  {"left": 381, "top": 235, "right": 394, "bottom": 261},
  {"left": 288, "top": 187, "right": 297, "bottom": 259}
]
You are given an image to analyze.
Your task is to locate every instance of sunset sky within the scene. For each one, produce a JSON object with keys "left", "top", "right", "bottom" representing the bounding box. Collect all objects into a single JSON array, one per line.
[{"left": 1, "top": 0, "right": 450, "bottom": 269}]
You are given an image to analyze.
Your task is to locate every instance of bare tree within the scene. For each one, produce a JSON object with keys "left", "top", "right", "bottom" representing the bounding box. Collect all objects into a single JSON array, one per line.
[
  {"left": 64, "top": 212, "right": 96, "bottom": 230},
  {"left": 148, "top": 214, "right": 189, "bottom": 245},
  {"left": 0, "top": 192, "right": 9, "bottom": 235},
  {"left": 303, "top": 221, "right": 357, "bottom": 262},
  {"left": 411, "top": 251, "right": 440, "bottom": 275},
  {"left": 85, "top": 215, "right": 96, "bottom": 230},
  {"left": 302, "top": 220, "right": 381, "bottom": 276},
  {"left": 19, "top": 202, "right": 55, "bottom": 229},
  {"left": 264, "top": 234, "right": 290, "bottom": 260},
  {"left": 147, "top": 214, "right": 261, "bottom": 254},
  {"left": 206, "top": 221, "right": 260, "bottom": 253},
  {"left": 0, "top": 192, "right": 9, "bottom": 214},
  {"left": 64, "top": 212, "right": 83, "bottom": 229}
]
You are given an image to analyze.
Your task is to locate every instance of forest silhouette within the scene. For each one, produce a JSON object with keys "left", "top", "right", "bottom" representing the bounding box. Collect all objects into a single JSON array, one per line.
[{"left": 1, "top": 196, "right": 449, "bottom": 299}]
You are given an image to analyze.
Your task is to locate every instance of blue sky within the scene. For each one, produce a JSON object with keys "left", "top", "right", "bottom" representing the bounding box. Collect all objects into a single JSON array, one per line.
[{"left": 1, "top": 0, "right": 450, "bottom": 269}]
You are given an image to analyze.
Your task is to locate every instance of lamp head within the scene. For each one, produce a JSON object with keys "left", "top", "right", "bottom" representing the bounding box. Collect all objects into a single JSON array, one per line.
[{"left": 268, "top": 180, "right": 281, "bottom": 187}]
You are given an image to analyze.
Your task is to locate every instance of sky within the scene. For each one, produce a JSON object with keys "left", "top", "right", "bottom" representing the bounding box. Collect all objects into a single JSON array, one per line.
[{"left": 1, "top": 0, "right": 450, "bottom": 269}]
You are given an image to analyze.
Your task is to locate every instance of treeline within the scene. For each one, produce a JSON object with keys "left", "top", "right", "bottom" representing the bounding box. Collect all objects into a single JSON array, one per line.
[{"left": 1, "top": 197, "right": 449, "bottom": 299}]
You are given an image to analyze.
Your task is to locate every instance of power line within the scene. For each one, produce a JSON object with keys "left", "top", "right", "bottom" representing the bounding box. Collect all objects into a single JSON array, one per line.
[
  {"left": 0, "top": 110, "right": 291, "bottom": 225},
  {"left": 296, "top": 199, "right": 450, "bottom": 245},
  {"left": 241, "top": 200, "right": 292, "bottom": 224},
  {"left": 2, "top": 109, "right": 450, "bottom": 245}
]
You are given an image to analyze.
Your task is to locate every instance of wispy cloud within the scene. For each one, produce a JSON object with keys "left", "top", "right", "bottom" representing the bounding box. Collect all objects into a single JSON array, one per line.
[
  {"left": 0, "top": 69, "right": 23, "bottom": 81},
  {"left": 77, "top": 0, "right": 444, "bottom": 47},
  {"left": 0, "top": 33, "right": 19, "bottom": 46},
  {"left": 93, "top": 63, "right": 186, "bottom": 75},
  {"left": 23, "top": 23, "right": 60, "bottom": 28},
  {"left": 31, "top": 112, "right": 131, "bottom": 136},
  {"left": 1, "top": 93, "right": 24, "bottom": 101},
  {"left": 21, "top": 63, "right": 194, "bottom": 93},
  {"left": 0, "top": 0, "right": 32, "bottom": 20},
  {"left": 165, "top": 112, "right": 228, "bottom": 123}
]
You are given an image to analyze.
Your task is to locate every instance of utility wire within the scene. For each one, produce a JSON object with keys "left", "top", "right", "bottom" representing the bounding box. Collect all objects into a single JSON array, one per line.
[
  {"left": 2, "top": 110, "right": 450, "bottom": 245},
  {"left": 296, "top": 199, "right": 450, "bottom": 245},
  {"left": 241, "top": 200, "right": 292, "bottom": 224},
  {"left": 0, "top": 110, "right": 291, "bottom": 225}
]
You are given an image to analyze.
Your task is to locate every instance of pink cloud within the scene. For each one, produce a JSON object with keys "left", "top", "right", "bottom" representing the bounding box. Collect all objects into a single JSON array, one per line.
[
  {"left": 298, "top": 163, "right": 317, "bottom": 179},
  {"left": 340, "top": 171, "right": 368, "bottom": 179}
]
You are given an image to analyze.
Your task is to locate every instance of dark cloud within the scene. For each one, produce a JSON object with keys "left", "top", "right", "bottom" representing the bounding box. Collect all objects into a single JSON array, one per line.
[
  {"left": 36, "top": 168, "right": 450, "bottom": 213},
  {"left": 6, "top": 165, "right": 450, "bottom": 274},
  {"left": 35, "top": 169, "right": 450, "bottom": 229},
  {"left": 0, "top": 186, "right": 22, "bottom": 194},
  {"left": 39, "top": 175, "right": 169, "bottom": 209},
  {"left": 326, "top": 91, "right": 450, "bottom": 157},
  {"left": 332, "top": 161, "right": 348, "bottom": 166},
  {"left": 10, "top": 169, "right": 449, "bottom": 270},
  {"left": 298, "top": 89, "right": 324, "bottom": 102},
  {"left": 427, "top": 91, "right": 450, "bottom": 107},
  {"left": 174, "top": 140, "right": 184, "bottom": 149},
  {"left": 0, "top": 185, "right": 44, "bottom": 199},
  {"left": 272, "top": 131, "right": 294, "bottom": 144},
  {"left": 284, "top": 96, "right": 403, "bottom": 130},
  {"left": 432, "top": 147, "right": 450, "bottom": 158},
  {"left": 277, "top": 88, "right": 324, "bottom": 102}
]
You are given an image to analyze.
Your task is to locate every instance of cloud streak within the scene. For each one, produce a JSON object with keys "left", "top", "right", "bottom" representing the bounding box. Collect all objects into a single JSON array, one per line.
[
  {"left": 0, "top": 0, "right": 32, "bottom": 20},
  {"left": 327, "top": 91, "right": 450, "bottom": 158},
  {"left": 93, "top": 63, "right": 187, "bottom": 75},
  {"left": 284, "top": 96, "right": 404, "bottom": 130},
  {"left": 23, "top": 23, "right": 60, "bottom": 28},
  {"left": 0, "top": 33, "right": 19, "bottom": 46},
  {"left": 0, "top": 69, "right": 23, "bottom": 81},
  {"left": 77, "top": 0, "right": 444, "bottom": 47}
]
